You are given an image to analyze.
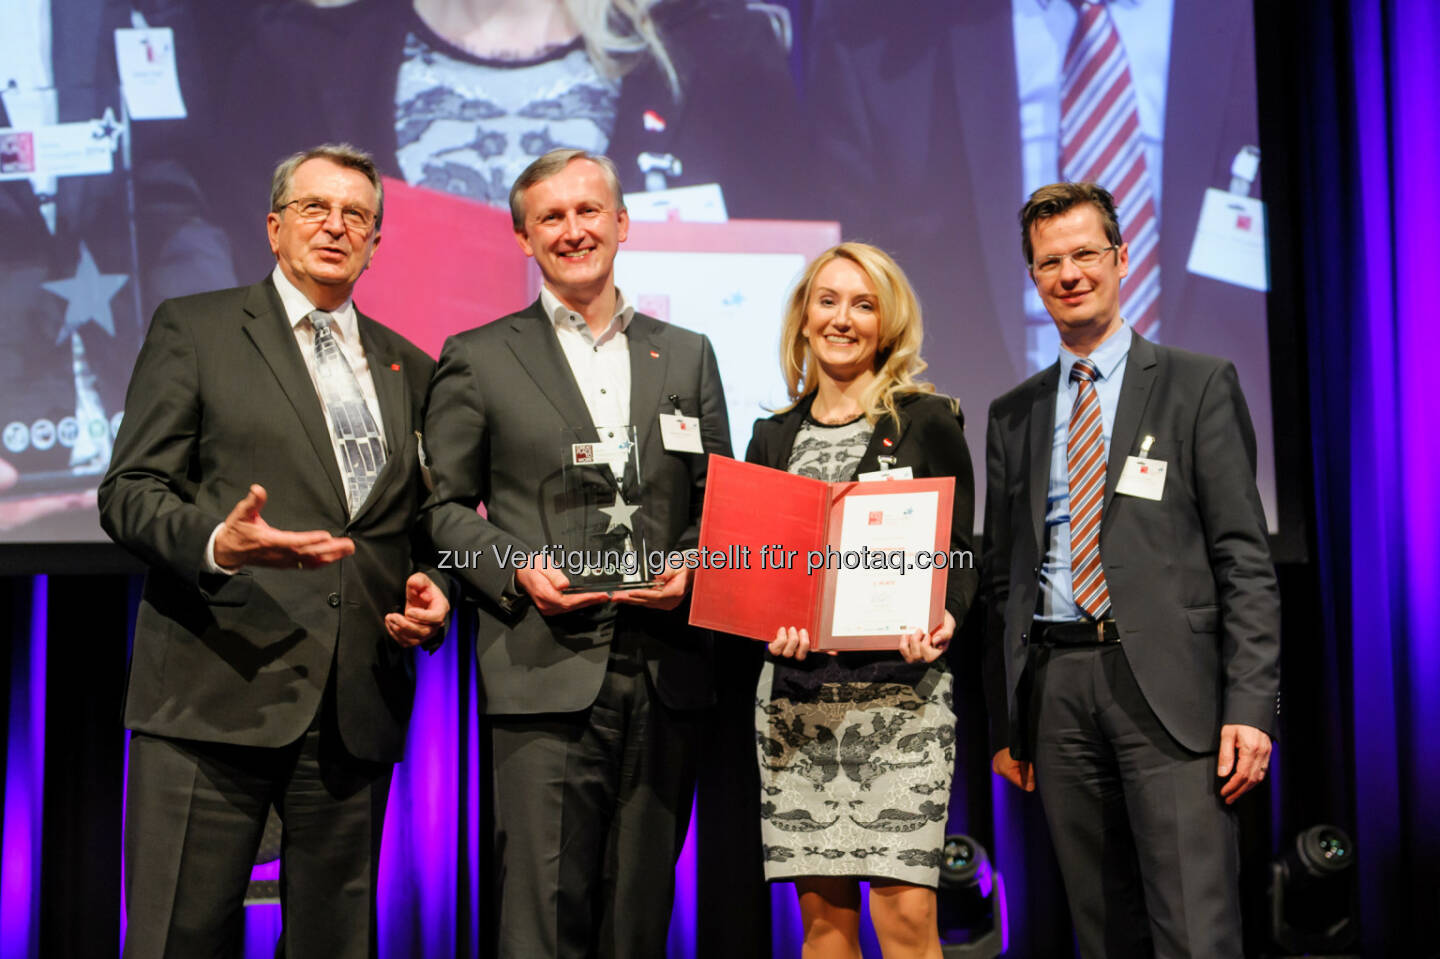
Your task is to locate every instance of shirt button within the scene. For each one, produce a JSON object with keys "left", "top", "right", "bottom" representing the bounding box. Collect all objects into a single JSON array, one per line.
[{"left": 328, "top": 593, "right": 340, "bottom": 608}]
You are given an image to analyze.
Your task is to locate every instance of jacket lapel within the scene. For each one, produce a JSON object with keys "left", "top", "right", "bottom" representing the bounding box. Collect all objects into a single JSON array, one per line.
[
  {"left": 240, "top": 279, "right": 348, "bottom": 512},
  {"left": 505, "top": 301, "right": 597, "bottom": 436},
  {"left": 626, "top": 314, "right": 668, "bottom": 456},
  {"left": 854, "top": 400, "right": 915, "bottom": 477},
  {"left": 764, "top": 394, "right": 813, "bottom": 470},
  {"left": 1027, "top": 365, "right": 1059, "bottom": 556},
  {"left": 1105, "top": 333, "right": 1158, "bottom": 511}
]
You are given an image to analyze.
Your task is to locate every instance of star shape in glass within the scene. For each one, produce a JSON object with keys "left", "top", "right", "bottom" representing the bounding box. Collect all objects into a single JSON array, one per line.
[
  {"left": 598, "top": 490, "right": 640, "bottom": 534},
  {"left": 43, "top": 241, "right": 128, "bottom": 344}
]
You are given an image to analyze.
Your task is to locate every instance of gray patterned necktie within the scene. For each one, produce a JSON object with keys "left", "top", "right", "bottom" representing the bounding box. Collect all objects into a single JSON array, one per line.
[{"left": 310, "top": 310, "right": 386, "bottom": 513}]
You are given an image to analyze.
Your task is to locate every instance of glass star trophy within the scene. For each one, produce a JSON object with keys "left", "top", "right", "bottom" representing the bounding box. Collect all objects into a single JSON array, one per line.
[{"left": 557, "top": 425, "right": 657, "bottom": 591}]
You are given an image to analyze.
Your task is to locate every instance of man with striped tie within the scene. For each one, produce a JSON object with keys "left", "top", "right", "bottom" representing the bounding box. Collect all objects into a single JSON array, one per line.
[
  {"left": 99, "top": 143, "right": 448, "bottom": 957},
  {"left": 981, "top": 181, "right": 1280, "bottom": 957}
]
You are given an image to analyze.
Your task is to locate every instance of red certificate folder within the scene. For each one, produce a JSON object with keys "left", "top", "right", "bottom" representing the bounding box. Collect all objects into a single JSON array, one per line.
[{"left": 688, "top": 455, "right": 954, "bottom": 650}]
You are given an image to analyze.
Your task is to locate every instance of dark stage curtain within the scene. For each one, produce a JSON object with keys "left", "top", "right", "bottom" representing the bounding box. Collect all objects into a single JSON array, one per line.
[{"left": 1259, "top": 1, "right": 1440, "bottom": 956}]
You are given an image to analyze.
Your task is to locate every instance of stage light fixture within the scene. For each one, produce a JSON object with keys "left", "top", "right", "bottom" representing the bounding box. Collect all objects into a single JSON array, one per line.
[
  {"left": 938, "top": 833, "right": 1007, "bottom": 958},
  {"left": 1269, "top": 823, "right": 1359, "bottom": 957}
]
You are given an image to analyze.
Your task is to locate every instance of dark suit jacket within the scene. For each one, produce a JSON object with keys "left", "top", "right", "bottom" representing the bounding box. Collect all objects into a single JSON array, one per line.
[
  {"left": 98, "top": 277, "right": 437, "bottom": 763},
  {"left": 805, "top": 0, "right": 1274, "bottom": 519},
  {"left": 421, "top": 300, "right": 731, "bottom": 715},
  {"left": 746, "top": 391, "right": 978, "bottom": 622},
  {"left": 981, "top": 333, "right": 1279, "bottom": 757}
]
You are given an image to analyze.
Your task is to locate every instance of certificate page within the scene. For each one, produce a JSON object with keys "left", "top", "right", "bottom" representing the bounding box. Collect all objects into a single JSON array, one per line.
[{"left": 829, "top": 490, "right": 939, "bottom": 637}]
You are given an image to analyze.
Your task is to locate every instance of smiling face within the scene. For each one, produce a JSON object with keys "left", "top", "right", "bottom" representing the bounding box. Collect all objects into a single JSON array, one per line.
[
  {"left": 1027, "top": 203, "right": 1128, "bottom": 352},
  {"left": 803, "top": 257, "right": 882, "bottom": 384},
  {"left": 513, "top": 158, "right": 629, "bottom": 309},
  {"left": 266, "top": 157, "right": 381, "bottom": 310}
]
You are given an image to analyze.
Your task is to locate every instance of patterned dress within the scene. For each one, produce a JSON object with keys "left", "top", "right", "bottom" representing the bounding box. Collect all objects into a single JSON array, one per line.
[
  {"left": 393, "top": 16, "right": 619, "bottom": 207},
  {"left": 756, "top": 415, "right": 957, "bottom": 886}
]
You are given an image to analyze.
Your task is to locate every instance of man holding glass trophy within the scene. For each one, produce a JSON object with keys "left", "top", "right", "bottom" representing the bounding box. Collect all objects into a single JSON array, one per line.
[{"left": 421, "top": 149, "right": 731, "bottom": 957}]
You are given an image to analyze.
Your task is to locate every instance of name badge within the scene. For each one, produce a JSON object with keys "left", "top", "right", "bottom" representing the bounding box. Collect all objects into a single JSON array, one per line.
[
  {"left": 0, "top": 118, "right": 117, "bottom": 181},
  {"left": 1186, "top": 188, "right": 1268, "bottom": 292},
  {"left": 658, "top": 413, "right": 703, "bottom": 453},
  {"left": 114, "top": 27, "right": 188, "bottom": 119},
  {"left": 857, "top": 466, "right": 913, "bottom": 482},
  {"left": 1116, "top": 456, "right": 1167, "bottom": 501},
  {"left": 573, "top": 429, "right": 634, "bottom": 474}
]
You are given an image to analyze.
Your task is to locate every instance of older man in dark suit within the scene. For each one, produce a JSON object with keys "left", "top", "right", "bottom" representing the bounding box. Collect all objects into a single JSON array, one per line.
[
  {"left": 99, "top": 143, "right": 448, "bottom": 958},
  {"left": 982, "top": 181, "right": 1280, "bottom": 958},
  {"left": 421, "top": 148, "right": 730, "bottom": 958}
]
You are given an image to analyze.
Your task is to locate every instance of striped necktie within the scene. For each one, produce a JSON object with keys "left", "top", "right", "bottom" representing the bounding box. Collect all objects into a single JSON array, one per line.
[
  {"left": 1068, "top": 358, "right": 1111, "bottom": 619},
  {"left": 310, "top": 310, "right": 386, "bottom": 513},
  {"left": 1060, "top": 0, "right": 1160, "bottom": 338}
]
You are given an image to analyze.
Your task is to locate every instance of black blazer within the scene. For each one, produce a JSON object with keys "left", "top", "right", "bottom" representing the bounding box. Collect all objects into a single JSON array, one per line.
[
  {"left": 981, "top": 333, "right": 1281, "bottom": 758},
  {"left": 99, "top": 277, "right": 437, "bottom": 763},
  {"left": 745, "top": 390, "right": 978, "bottom": 624},
  {"left": 421, "top": 300, "right": 732, "bottom": 715}
]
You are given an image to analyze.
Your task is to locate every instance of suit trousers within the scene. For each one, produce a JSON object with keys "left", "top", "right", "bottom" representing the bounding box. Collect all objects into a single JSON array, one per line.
[
  {"left": 122, "top": 695, "right": 391, "bottom": 959},
  {"left": 1031, "top": 644, "right": 1241, "bottom": 959},
  {"left": 490, "top": 646, "right": 702, "bottom": 959}
]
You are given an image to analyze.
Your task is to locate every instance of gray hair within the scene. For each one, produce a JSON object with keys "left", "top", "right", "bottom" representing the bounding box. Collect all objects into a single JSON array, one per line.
[
  {"left": 508, "top": 149, "right": 625, "bottom": 230},
  {"left": 269, "top": 142, "right": 384, "bottom": 229}
]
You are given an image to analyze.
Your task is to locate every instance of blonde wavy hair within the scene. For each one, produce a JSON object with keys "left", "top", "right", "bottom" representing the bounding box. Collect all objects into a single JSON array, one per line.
[
  {"left": 778, "top": 242, "right": 934, "bottom": 427},
  {"left": 567, "top": 0, "right": 679, "bottom": 98}
]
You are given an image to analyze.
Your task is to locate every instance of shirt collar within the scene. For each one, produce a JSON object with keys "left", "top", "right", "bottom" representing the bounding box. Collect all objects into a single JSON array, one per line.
[
  {"left": 271, "top": 265, "right": 359, "bottom": 342},
  {"left": 541, "top": 286, "right": 634, "bottom": 344},
  {"left": 1058, "top": 321, "right": 1132, "bottom": 384}
]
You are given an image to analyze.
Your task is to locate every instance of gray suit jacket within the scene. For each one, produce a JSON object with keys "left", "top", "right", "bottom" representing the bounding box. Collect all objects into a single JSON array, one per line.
[
  {"left": 421, "top": 300, "right": 731, "bottom": 714},
  {"left": 98, "top": 277, "right": 437, "bottom": 763},
  {"left": 981, "top": 333, "right": 1280, "bottom": 757}
]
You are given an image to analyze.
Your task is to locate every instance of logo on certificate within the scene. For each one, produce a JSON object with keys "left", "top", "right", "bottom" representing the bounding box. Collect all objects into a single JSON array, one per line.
[
  {"left": 572, "top": 444, "right": 594, "bottom": 465},
  {"left": 868, "top": 510, "right": 883, "bottom": 526}
]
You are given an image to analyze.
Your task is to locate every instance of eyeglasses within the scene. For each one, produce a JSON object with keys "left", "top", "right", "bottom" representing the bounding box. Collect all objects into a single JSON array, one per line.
[
  {"left": 281, "top": 197, "right": 377, "bottom": 234},
  {"left": 1030, "top": 245, "right": 1119, "bottom": 276}
]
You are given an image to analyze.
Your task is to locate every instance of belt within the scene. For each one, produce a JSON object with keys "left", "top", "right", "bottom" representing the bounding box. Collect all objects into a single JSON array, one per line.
[{"left": 1031, "top": 618, "right": 1120, "bottom": 645}]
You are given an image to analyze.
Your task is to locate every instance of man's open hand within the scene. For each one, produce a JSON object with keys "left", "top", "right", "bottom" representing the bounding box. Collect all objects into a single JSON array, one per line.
[{"left": 213, "top": 484, "right": 354, "bottom": 569}]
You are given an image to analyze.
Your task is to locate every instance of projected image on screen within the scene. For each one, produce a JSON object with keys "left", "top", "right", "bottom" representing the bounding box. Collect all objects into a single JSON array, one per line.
[{"left": 0, "top": 0, "right": 1273, "bottom": 549}]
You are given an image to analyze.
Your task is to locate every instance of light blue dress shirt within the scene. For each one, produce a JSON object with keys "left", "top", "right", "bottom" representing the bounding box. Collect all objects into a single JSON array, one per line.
[{"left": 1037, "top": 323, "right": 1132, "bottom": 621}]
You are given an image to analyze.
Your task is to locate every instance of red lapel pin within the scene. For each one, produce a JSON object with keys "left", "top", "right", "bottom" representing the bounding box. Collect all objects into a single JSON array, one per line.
[
  {"left": 390, "top": 363, "right": 400, "bottom": 371},
  {"left": 882, "top": 437, "right": 893, "bottom": 447},
  {"left": 649, "top": 350, "right": 660, "bottom": 358}
]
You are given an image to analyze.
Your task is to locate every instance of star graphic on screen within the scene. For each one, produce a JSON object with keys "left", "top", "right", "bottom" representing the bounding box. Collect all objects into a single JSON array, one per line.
[
  {"left": 598, "top": 491, "right": 640, "bottom": 534},
  {"left": 43, "top": 242, "right": 128, "bottom": 344}
]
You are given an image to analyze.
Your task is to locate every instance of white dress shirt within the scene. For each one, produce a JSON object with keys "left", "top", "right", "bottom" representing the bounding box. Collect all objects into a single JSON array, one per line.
[
  {"left": 270, "top": 264, "right": 387, "bottom": 452},
  {"left": 541, "top": 285, "right": 636, "bottom": 430},
  {"left": 204, "top": 268, "right": 388, "bottom": 571}
]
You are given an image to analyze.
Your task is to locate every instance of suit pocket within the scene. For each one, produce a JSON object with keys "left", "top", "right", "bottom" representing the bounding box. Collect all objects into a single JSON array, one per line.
[
  {"left": 199, "top": 570, "right": 254, "bottom": 607},
  {"left": 1185, "top": 605, "right": 1218, "bottom": 633}
]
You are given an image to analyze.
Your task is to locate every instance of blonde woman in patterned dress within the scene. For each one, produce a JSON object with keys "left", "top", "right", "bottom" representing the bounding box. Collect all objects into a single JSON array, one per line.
[{"left": 746, "top": 242, "right": 978, "bottom": 958}]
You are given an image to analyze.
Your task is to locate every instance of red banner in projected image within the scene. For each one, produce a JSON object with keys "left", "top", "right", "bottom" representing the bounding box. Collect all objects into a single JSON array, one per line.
[{"left": 354, "top": 177, "right": 533, "bottom": 358}]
